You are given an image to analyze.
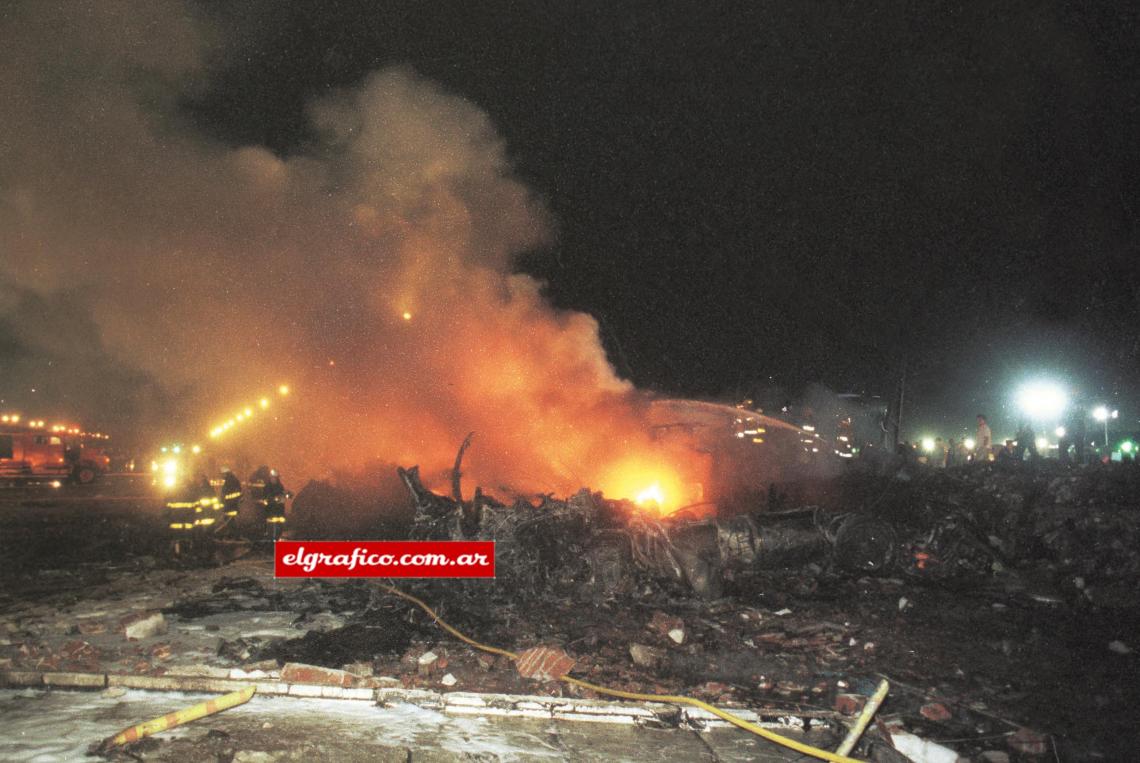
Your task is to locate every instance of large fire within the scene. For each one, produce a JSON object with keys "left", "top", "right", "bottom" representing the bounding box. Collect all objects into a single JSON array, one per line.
[
  {"left": 596, "top": 454, "right": 706, "bottom": 515},
  {"left": 3, "top": 35, "right": 721, "bottom": 512}
]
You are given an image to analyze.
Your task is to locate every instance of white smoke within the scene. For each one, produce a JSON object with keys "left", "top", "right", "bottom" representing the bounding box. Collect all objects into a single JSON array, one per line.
[{"left": 0, "top": 1, "right": 700, "bottom": 502}]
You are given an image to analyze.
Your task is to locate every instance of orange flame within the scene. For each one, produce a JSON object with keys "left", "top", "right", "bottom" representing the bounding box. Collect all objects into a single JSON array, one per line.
[{"left": 596, "top": 455, "right": 705, "bottom": 516}]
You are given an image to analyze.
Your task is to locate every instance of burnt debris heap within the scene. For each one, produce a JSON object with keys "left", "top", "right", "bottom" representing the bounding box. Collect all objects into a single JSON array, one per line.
[{"left": 396, "top": 459, "right": 1140, "bottom": 608}]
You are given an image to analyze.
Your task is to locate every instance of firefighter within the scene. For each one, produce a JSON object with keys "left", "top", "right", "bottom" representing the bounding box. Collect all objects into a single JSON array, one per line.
[
  {"left": 164, "top": 476, "right": 203, "bottom": 557},
  {"left": 220, "top": 467, "right": 243, "bottom": 519},
  {"left": 259, "top": 469, "right": 290, "bottom": 540},
  {"left": 193, "top": 472, "right": 222, "bottom": 530}
]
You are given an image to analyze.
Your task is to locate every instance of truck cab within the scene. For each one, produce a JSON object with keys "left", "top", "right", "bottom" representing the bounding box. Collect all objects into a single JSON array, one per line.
[{"left": 0, "top": 426, "right": 110, "bottom": 484}]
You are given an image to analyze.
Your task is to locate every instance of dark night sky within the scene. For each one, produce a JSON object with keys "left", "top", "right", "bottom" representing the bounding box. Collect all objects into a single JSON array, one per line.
[
  {"left": 184, "top": 1, "right": 1139, "bottom": 437},
  {"left": 5, "top": 1, "right": 1138, "bottom": 443}
]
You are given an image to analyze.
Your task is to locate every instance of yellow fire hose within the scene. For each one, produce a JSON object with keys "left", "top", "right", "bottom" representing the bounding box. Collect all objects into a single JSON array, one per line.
[
  {"left": 378, "top": 583, "right": 875, "bottom": 763},
  {"left": 98, "top": 686, "right": 255, "bottom": 752}
]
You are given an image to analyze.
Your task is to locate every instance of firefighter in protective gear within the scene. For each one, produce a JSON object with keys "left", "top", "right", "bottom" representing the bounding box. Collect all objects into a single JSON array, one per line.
[
  {"left": 165, "top": 475, "right": 216, "bottom": 557},
  {"left": 220, "top": 467, "right": 243, "bottom": 519},
  {"left": 259, "top": 469, "right": 290, "bottom": 539},
  {"left": 194, "top": 473, "right": 222, "bottom": 527},
  {"left": 165, "top": 478, "right": 200, "bottom": 534}
]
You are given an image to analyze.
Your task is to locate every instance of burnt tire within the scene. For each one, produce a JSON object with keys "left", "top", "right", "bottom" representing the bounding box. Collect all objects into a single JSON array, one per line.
[{"left": 73, "top": 465, "right": 98, "bottom": 485}]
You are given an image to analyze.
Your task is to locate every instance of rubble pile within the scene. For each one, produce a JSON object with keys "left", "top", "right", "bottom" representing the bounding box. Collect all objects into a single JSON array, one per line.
[
  {"left": 868, "top": 462, "right": 1140, "bottom": 605},
  {"left": 380, "top": 459, "right": 1140, "bottom": 759},
  {"left": 4, "top": 461, "right": 1138, "bottom": 760},
  {"left": 399, "top": 458, "right": 1140, "bottom": 604},
  {"left": 398, "top": 465, "right": 636, "bottom": 598}
]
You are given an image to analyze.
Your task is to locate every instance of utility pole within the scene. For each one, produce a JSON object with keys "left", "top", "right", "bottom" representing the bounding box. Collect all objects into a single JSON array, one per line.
[
  {"left": 884, "top": 361, "right": 907, "bottom": 449},
  {"left": 896, "top": 361, "right": 907, "bottom": 447}
]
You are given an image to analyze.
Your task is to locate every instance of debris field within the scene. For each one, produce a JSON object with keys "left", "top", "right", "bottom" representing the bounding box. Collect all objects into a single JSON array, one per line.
[{"left": 2, "top": 461, "right": 1139, "bottom": 761}]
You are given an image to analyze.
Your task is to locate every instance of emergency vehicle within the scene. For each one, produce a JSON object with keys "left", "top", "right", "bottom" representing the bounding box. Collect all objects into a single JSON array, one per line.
[{"left": 0, "top": 420, "right": 111, "bottom": 484}]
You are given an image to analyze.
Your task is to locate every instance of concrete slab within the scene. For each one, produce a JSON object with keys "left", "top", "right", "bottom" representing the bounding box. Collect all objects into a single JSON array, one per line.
[{"left": 0, "top": 688, "right": 834, "bottom": 762}]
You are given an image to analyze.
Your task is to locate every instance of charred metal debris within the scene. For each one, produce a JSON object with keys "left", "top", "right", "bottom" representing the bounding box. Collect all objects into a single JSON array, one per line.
[{"left": 397, "top": 455, "right": 1140, "bottom": 608}]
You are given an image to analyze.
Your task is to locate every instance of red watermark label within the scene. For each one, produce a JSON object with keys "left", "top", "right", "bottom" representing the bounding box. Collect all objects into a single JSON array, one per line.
[{"left": 274, "top": 540, "right": 495, "bottom": 578}]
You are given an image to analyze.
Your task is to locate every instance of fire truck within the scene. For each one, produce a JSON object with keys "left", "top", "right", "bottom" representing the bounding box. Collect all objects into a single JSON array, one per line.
[{"left": 0, "top": 422, "right": 112, "bottom": 484}]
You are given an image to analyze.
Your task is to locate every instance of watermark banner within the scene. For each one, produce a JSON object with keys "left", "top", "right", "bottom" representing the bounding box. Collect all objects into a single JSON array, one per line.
[{"left": 275, "top": 540, "right": 495, "bottom": 578}]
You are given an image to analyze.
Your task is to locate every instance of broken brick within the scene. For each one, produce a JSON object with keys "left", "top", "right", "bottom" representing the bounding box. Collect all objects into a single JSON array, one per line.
[
  {"left": 58, "top": 640, "right": 98, "bottom": 661},
  {"left": 34, "top": 656, "right": 61, "bottom": 671},
  {"left": 280, "top": 662, "right": 359, "bottom": 688},
  {"left": 697, "top": 681, "right": 731, "bottom": 698},
  {"left": 919, "top": 702, "right": 952, "bottom": 722},
  {"left": 834, "top": 693, "right": 867, "bottom": 716},
  {"left": 514, "top": 646, "right": 575, "bottom": 682}
]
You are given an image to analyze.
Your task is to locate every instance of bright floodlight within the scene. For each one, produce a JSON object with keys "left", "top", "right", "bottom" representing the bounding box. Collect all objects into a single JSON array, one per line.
[
  {"left": 921, "top": 438, "right": 935, "bottom": 452},
  {"left": 1035, "top": 437, "right": 1049, "bottom": 451},
  {"left": 1055, "top": 426, "right": 1066, "bottom": 438},
  {"left": 1093, "top": 406, "right": 1109, "bottom": 422},
  {"left": 1016, "top": 382, "right": 1067, "bottom": 420},
  {"left": 964, "top": 438, "right": 976, "bottom": 450}
]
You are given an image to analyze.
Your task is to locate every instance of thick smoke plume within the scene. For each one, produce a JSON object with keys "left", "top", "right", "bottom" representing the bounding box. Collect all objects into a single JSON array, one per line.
[{"left": 0, "top": 1, "right": 705, "bottom": 506}]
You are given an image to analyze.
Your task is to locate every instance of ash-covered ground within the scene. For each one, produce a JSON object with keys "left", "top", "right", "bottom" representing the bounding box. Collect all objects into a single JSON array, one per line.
[{"left": 2, "top": 463, "right": 1139, "bottom": 762}]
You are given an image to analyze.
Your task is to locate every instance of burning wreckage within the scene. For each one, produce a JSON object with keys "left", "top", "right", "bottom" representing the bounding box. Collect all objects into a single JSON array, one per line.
[
  {"left": 6, "top": 436, "right": 1140, "bottom": 761},
  {"left": 393, "top": 400, "right": 905, "bottom": 602},
  {"left": 395, "top": 444, "right": 1140, "bottom": 609},
  {"left": 396, "top": 464, "right": 900, "bottom": 601},
  {"left": 360, "top": 453, "right": 1139, "bottom": 761}
]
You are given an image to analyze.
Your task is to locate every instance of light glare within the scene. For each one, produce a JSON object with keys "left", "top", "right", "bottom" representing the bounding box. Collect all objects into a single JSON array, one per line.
[
  {"left": 1016, "top": 382, "right": 1067, "bottom": 420},
  {"left": 635, "top": 483, "right": 665, "bottom": 507}
]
